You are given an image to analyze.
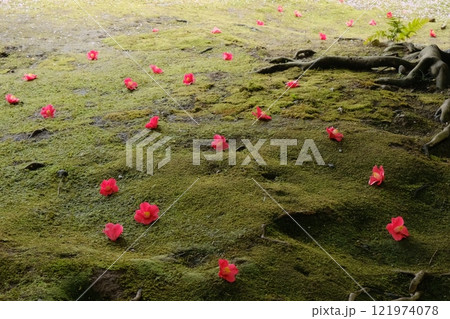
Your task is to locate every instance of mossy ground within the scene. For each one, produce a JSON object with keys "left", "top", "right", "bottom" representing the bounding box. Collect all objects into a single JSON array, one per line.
[{"left": 0, "top": 0, "right": 449, "bottom": 301}]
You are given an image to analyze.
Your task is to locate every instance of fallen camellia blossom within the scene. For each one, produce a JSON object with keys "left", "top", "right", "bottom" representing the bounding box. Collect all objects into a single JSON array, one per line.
[
  {"left": 124, "top": 77, "right": 138, "bottom": 90},
  {"left": 5, "top": 94, "right": 20, "bottom": 104},
  {"left": 222, "top": 52, "right": 233, "bottom": 60},
  {"left": 100, "top": 178, "right": 119, "bottom": 196},
  {"left": 369, "top": 19, "right": 377, "bottom": 26},
  {"left": 326, "top": 126, "right": 343, "bottom": 141},
  {"left": 218, "top": 259, "right": 239, "bottom": 283},
  {"left": 277, "top": 5, "right": 283, "bottom": 13},
  {"left": 150, "top": 64, "right": 163, "bottom": 74},
  {"left": 286, "top": 80, "right": 299, "bottom": 88},
  {"left": 211, "top": 27, "right": 222, "bottom": 34},
  {"left": 257, "top": 20, "right": 264, "bottom": 26},
  {"left": 103, "top": 223, "right": 123, "bottom": 241},
  {"left": 145, "top": 116, "right": 159, "bottom": 129},
  {"left": 152, "top": 28, "right": 159, "bottom": 32},
  {"left": 369, "top": 165, "right": 385, "bottom": 186},
  {"left": 430, "top": 29, "right": 436, "bottom": 38},
  {"left": 87, "top": 50, "right": 98, "bottom": 60},
  {"left": 387, "top": 12, "right": 393, "bottom": 18},
  {"left": 134, "top": 202, "right": 159, "bottom": 225},
  {"left": 211, "top": 134, "right": 229, "bottom": 150},
  {"left": 319, "top": 32, "right": 327, "bottom": 40},
  {"left": 22, "top": 73, "right": 37, "bottom": 81},
  {"left": 183, "top": 73, "right": 195, "bottom": 85},
  {"left": 346, "top": 19, "right": 354, "bottom": 27},
  {"left": 252, "top": 106, "right": 272, "bottom": 121},
  {"left": 40, "top": 104, "right": 55, "bottom": 118},
  {"left": 294, "top": 10, "right": 302, "bottom": 17},
  {"left": 386, "top": 216, "right": 410, "bottom": 241}
]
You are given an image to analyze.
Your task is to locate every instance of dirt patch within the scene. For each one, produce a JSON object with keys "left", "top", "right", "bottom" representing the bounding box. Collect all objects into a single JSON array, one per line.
[
  {"left": 0, "top": 128, "right": 52, "bottom": 142},
  {"left": 81, "top": 270, "right": 124, "bottom": 301},
  {"left": 170, "top": 247, "right": 211, "bottom": 268}
]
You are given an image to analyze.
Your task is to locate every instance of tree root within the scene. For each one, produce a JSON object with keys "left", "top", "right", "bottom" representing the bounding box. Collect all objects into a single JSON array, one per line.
[
  {"left": 256, "top": 56, "right": 417, "bottom": 74},
  {"left": 434, "top": 98, "right": 450, "bottom": 123},
  {"left": 131, "top": 288, "right": 142, "bottom": 301},
  {"left": 392, "top": 291, "right": 422, "bottom": 301},
  {"left": 423, "top": 124, "right": 450, "bottom": 156},
  {"left": 423, "top": 98, "right": 450, "bottom": 156},
  {"left": 348, "top": 287, "right": 371, "bottom": 301},
  {"left": 256, "top": 44, "right": 449, "bottom": 90},
  {"left": 293, "top": 49, "right": 316, "bottom": 60}
]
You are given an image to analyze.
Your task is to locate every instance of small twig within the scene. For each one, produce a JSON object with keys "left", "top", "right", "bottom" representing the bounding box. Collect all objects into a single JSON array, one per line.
[
  {"left": 57, "top": 179, "right": 63, "bottom": 196},
  {"left": 428, "top": 249, "right": 438, "bottom": 266},
  {"left": 260, "top": 224, "right": 289, "bottom": 245}
]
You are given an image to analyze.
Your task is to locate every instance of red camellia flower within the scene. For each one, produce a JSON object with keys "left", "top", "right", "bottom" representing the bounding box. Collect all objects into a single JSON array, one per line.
[
  {"left": 222, "top": 52, "right": 233, "bottom": 61},
  {"left": 369, "top": 165, "right": 385, "bottom": 186},
  {"left": 124, "top": 77, "right": 138, "bottom": 90},
  {"left": 152, "top": 28, "right": 159, "bottom": 32},
  {"left": 326, "top": 126, "right": 343, "bottom": 142},
  {"left": 369, "top": 19, "right": 377, "bottom": 26},
  {"left": 386, "top": 216, "right": 410, "bottom": 241},
  {"left": 150, "top": 64, "right": 163, "bottom": 74},
  {"left": 252, "top": 106, "right": 272, "bottom": 121},
  {"left": 430, "top": 29, "right": 436, "bottom": 38},
  {"left": 100, "top": 178, "right": 119, "bottom": 196},
  {"left": 386, "top": 12, "right": 393, "bottom": 18},
  {"left": 183, "top": 73, "right": 195, "bottom": 85},
  {"left": 257, "top": 20, "right": 264, "bottom": 26},
  {"left": 286, "top": 80, "right": 299, "bottom": 88},
  {"left": 134, "top": 202, "right": 159, "bottom": 225},
  {"left": 5, "top": 94, "right": 20, "bottom": 104},
  {"left": 145, "top": 115, "right": 159, "bottom": 129},
  {"left": 103, "top": 223, "right": 123, "bottom": 241},
  {"left": 294, "top": 10, "right": 302, "bottom": 17},
  {"left": 87, "top": 50, "right": 98, "bottom": 60},
  {"left": 277, "top": 5, "right": 283, "bottom": 13},
  {"left": 218, "top": 259, "right": 239, "bottom": 283},
  {"left": 211, "top": 134, "right": 229, "bottom": 151},
  {"left": 346, "top": 19, "right": 354, "bottom": 27},
  {"left": 211, "top": 27, "right": 222, "bottom": 34},
  {"left": 40, "top": 104, "right": 55, "bottom": 118},
  {"left": 22, "top": 73, "right": 37, "bottom": 81},
  {"left": 319, "top": 32, "right": 327, "bottom": 40}
]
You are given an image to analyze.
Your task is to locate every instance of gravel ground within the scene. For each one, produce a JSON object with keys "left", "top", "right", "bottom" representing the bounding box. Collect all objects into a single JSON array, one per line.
[{"left": 344, "top": 0, "right": 450, "bottom": 20}]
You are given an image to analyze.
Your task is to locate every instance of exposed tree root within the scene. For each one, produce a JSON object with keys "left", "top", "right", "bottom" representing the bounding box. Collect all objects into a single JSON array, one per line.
[
  {"left": 131, "top": 288, "right": 142, "bottom": 301},
  {"left": 434, "top": 98, "right": 450, "bottom": 123},
  {"left": 423, "top": 124, "right": 450, "bottom": 156},
  {"left": 256, "top": 44, "right": 449, "bottom": 90},
  {"left": 348, "top": 287, "right": 370, "bottom": 301},
  {"left": 376, "top": 45, "right": 450, "bottom": 89},
  {"left": 256, "top": 56, "right": 417, "bottom": 74},
  {"left": 392, "top": 291, "right": 422, "bottom": 301}
]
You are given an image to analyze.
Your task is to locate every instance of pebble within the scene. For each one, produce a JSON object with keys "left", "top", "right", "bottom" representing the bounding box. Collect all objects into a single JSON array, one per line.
[{"left": 57, "top": 169, "right": 68, "bottom": 177}]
